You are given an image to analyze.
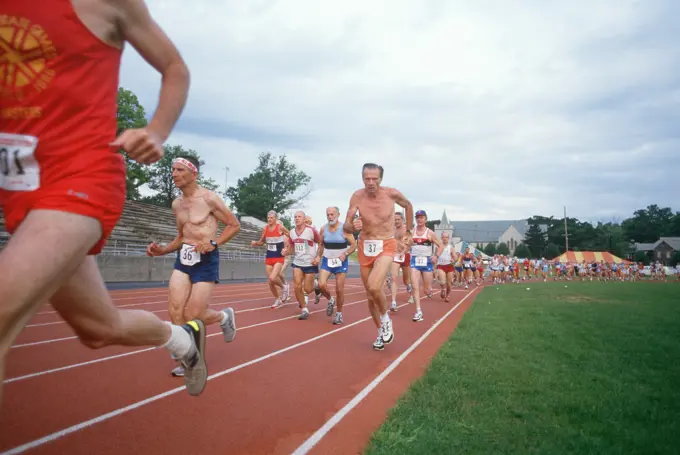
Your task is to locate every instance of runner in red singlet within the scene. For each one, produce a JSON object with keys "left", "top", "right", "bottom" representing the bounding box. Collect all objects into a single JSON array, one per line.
[
  {"left": 250, "top": 210, "right": 291, "bottom": 308},
  {"left": 0, "top": 0, "right": 209, "bottom": 402}
]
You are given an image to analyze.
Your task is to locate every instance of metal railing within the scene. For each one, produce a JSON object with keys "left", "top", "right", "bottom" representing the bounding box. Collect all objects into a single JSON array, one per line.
[{"left": 100, "top": 240, "right": 266, "bottom": 261}]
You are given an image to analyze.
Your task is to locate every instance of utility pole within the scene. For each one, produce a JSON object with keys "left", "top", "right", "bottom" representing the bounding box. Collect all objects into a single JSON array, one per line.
[
  {"left": 563, "top": 206, "right": 569, "bottom": 252},
  {"left": 223, "top": 166, "right": 230, "bottom": 194}
]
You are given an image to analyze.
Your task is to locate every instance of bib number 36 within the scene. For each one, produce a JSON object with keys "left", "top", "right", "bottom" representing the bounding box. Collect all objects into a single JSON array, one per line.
[
  {"left": 0, "top": 133, "right": 40, "bottom": 191},
  {"left": 180, "top": 244, "right": 201, "bottom": 266}
]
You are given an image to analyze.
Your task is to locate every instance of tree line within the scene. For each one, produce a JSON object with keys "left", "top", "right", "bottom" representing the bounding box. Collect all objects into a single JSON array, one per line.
[
  {"left": 427, "top": 205, "right": 680, "bottom": 264},
  {"left": 117, "top": 87, "right": 311, "bottom": 228},
  {"left": 119, "top": 87, "right": 678, "bottom": 264}
]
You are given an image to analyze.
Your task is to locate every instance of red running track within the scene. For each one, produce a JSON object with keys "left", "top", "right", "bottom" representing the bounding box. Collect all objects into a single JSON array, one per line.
[{"left": 0, "top": 278, "right": 481, "bottom": 455}]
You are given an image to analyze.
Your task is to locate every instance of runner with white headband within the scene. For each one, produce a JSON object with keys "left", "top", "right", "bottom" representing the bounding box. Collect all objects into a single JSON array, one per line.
[{"left": 147, "top": 155, "right": 241, "bottom": 377}]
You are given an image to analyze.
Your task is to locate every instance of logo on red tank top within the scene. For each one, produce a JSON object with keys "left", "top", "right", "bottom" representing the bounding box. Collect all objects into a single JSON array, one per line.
[{"left": 0, "top": 15, "right": 57, "bottom": 118}]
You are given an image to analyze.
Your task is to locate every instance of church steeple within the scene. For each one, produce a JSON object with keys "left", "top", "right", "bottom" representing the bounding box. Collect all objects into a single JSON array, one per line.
[{"left": 441, "top": 210, "right": 450, "bottom": 227}]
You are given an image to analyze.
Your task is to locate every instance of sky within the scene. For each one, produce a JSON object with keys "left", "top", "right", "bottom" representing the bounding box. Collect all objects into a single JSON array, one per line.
[{"left": 123, "top": 0, "right": 680, "bottom": 228}]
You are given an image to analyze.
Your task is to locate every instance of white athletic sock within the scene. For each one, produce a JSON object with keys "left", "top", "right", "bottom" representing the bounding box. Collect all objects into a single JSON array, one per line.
[
  {"left": 336, "top": 312, "right": 342, "bottom": 316},
  {"left": 381, "top": 312, "right": 389, "bottom": 324},
  {"left": 378, "top": 327, "right": 383, "bottom": 336},
  {"left": 392, "top": 300, "right": 396, "bottom": 305},
  {"left": 220, "top": 310, "right": 228, "bottom": 325},
  {"left": 161, "top": 322, "right": 192, "bottom": 359}
]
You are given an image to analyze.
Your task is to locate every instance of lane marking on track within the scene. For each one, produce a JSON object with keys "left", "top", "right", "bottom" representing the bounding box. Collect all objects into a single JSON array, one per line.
[
  {"left": 26, "top": 288, "right": 364, "bottom": 327},
  {"left": 5, "top": 291, "right": 407, "bottom": 382},
  {"left": 1, "top": 297, "right": 419, "bottom": 455},
  {"left": 290, "top": 289, "right": 477, "bottom": 455}
]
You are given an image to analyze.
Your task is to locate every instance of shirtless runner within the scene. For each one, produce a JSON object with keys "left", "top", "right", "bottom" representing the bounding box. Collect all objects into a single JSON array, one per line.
[
  {"left": 146, "top": 155, "right": 240, "bottom": 377},
  {"left": 388, "top": 212, "right": 415, "bottom": 311},
  {"left": 343, "top": 163, "right": 414, "bottom": 350},
  {"left": 0, "top": 0, "right": 211, "bottom": 401}
]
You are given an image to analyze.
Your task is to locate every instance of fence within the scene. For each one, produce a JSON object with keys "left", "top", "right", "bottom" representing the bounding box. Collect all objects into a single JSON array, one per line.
[{"left": 0, "top": 236, "right": 360, "bottom": 284}]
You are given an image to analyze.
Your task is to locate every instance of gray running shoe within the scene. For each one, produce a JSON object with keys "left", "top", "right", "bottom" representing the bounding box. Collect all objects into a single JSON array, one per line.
[
  {"left": 179, "top": 320, "right": 207, "bottom": 396},
  {"left": 220, "top": 308, "right": 236, "bottom": 342}
]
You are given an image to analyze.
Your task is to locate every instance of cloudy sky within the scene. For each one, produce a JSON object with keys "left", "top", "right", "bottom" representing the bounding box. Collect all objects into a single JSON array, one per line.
[{"left": 123, "top": 0, "right": 680, "bottom": 227}]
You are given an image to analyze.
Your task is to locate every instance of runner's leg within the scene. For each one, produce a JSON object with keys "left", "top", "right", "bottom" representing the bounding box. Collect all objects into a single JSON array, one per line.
[
  {"left": 360, "top": 266, "right": 381, "bottom": 327},
  {"left": 335, "top": 272, "right": 346, "bottom": 312},
  {"left": 410, "top": 268, "right": 424, "bottom": 321},
  {"left": 168, "top": 269, "right": 191, "bottom": 325},
  {"left": 0, "top": 210, "right": 102, "bottom": 403},
  {"left": 389, "top": 262, "right": 400, "bottom": 310}
]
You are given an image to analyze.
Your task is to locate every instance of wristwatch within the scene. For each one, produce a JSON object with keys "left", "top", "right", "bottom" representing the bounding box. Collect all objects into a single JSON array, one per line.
[{"left": 210, "top": 240, "right": 218, "bottom": 248}]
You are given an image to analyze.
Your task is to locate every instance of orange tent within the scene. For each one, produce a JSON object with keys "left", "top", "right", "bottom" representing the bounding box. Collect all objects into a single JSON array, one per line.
[{"left": 551, "top": 251, "right": 629, "bottom": 263}]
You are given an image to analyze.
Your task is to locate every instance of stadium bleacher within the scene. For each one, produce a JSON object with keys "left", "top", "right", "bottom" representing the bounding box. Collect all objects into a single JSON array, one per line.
[{"left": 0, "top": 201, "right": 266, "bottom": 260}]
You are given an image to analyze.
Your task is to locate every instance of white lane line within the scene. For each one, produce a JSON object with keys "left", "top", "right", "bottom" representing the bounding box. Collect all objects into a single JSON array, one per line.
[
  {"left": 5, "top": 291, "right": 401, "bottom": 383},
  {"left": 0, "top": 299, "right": 415, "bottom": 455},
  {"left": 26, "top": 288, "right": 362, "bottom": 327},
  {"left": 290, "top": 289, "right": 477, "bottom": 455}
]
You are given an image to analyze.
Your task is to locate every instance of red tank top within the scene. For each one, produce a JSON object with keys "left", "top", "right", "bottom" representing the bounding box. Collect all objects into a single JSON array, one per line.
[{"left": 1, "top": 0, "right": 124, "bottom": 187}]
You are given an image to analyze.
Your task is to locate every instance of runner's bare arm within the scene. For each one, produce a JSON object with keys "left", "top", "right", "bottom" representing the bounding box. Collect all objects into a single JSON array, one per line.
[
  {"left": 117, "top": 0, "right": 189, "bottom": 142},
  {"left": 316, "top": 227, "right": 326, "bottom": 261},
  {"left": 251, "top": 229, "right": 266, "bottom": 247},
  {"left": 343, "top": 192, "right": 360, "bottom": 234},
  {"left": 208, "top": 193, "right": 241, "bottom": 246},
  {"left": 430, "top": 231, "right": 444, "bottom": 258},
  {"left": 344, "top": 233, "right": 357, "bottom": 256},
  {"left": 389, "top": 189, "right": 413, "bottom": 230},
  {"left": 161, "top": 200, "right": 185, "bottom": 254}
]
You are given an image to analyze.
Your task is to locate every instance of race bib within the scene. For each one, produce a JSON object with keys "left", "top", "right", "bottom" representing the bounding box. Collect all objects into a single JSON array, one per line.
[
  {"left": 179, "top": 244, "right": 201, "bottom": 266},
  {"left": 294, "top": 242, "right": 306, "bottom": 254},
  {"left": 327, "top": 257, "right": 342, "bottom": 268},
  {"left": 363, "top": 239, "right": 383, "bottom": 257},
  {"left": 415, "top": 256, "right": 428, "bottom": 267},
  {"left": 0, "top": 133, "right": 40, "bottom": 191},
  {"left": 267, "top": 243, "right": 278, "bottom": 252},
  {"left": 394, "top": 253, "right": 405, "bottom": 263}
]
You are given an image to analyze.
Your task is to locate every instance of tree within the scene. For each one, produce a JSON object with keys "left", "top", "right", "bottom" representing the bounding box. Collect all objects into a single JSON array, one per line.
[
  {"left": 426, "top": 220, "right": 440, "bottom": 231},
  {"left": 514, "top": 243, "right": 532, "bottom": 258},
  {"left": 545, "top": 242, "right": 560, "bottom": 259},
  {"left": 671, "top": 251, "right": 680, "bottom": 267},
  {"left": 226, "top": 151, "right": 311, "bottom": 220},
  {"left": 633, "top": 250, "right": 649, "bottom": 265},
  {"left": 497, "top": 242, "right": 510, "bottom": 255},
  {"left": 483, "top": 243, "right": 497, "bottom": 256},
  {"left": 116, "top": 87, "right": 150, "bottom": 200},
  {"left": 142, "top": 145, "right": 219, "bottom": 208},
  {"left": 622, "top": 204, "right": 675, "bottom": 243},
  {"left": 523, "top": 223, "right": 547, "bottom": 258},
  {"left": 278, "top": 212, "right": 293, "bottom": 230}
]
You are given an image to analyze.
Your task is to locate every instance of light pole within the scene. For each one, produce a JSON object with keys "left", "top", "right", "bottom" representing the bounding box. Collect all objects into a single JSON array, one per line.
[{"left": 223, "top": 166, "right": 230, "bottom": 194}]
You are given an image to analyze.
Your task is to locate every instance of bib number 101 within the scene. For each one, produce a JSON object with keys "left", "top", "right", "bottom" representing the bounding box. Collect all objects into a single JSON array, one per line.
[{"left": 0, "top": 133, "right": 40, "bottom": 192}]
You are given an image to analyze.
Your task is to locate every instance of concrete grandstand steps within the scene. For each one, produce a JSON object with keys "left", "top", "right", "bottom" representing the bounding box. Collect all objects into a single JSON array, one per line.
[{"left": 0, "top": 202, "right": 266, "bottom": 260}]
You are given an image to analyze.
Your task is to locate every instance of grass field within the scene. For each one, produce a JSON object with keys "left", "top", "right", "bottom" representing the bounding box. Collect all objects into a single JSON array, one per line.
[{"left": 366, "top": 282, "right": 680, "bottom": 455}]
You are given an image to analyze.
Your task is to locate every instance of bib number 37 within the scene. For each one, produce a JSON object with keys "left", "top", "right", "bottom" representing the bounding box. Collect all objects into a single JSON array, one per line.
[{"left": 0, "top": 133, "right": 40, "bottom": 191}]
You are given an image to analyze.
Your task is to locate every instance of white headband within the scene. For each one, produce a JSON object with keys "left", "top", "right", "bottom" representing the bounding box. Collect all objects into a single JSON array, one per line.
[{"left": 173, "top": 157, "right": 198, "bottom": 173}]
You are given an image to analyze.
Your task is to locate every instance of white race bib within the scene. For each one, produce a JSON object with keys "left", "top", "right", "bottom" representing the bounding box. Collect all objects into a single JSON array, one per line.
[
  {"left": 0, "top": 133, "right": 40, "bottom": 191},
  {"left": 363, "top": 239, "right": 383, "bottom": 257},
  {"left": 179, "top": 244, "right": 201, "bottom": 266},
  {"left": 415, "top": 256, "right": 428, "bottom": 267},
  {"left": 267, "top": 243, "right": 278, "bottom": 252},
  {"left": 327, "top": 257, "right": 342, "bottom": 268},
  {"left": 394, "top": 253, "right": 405, "bottom": 263},
  {"left": 295, "top": 242, "right": 306, "bottom": 254}
]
